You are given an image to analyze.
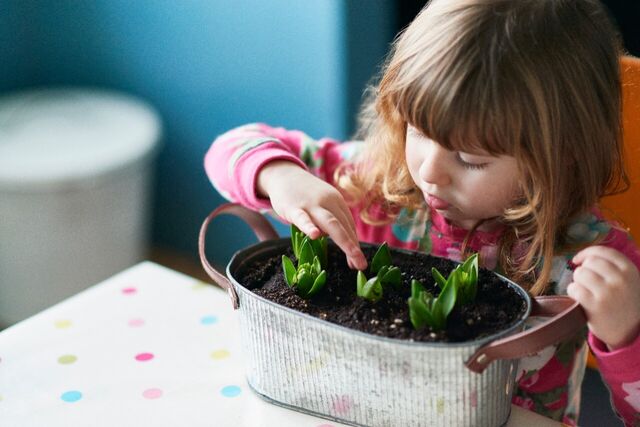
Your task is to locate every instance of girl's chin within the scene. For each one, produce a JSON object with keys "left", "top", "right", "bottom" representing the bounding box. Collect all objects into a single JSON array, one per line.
[
  {"left": 435, "top": 208, "right": 485, "bottom": 230},
  {"left": 444, "top": 214, "right": 504, "bottom": 232},
  {"left": 433, "top": 209, "right": 470, "bottom": 227},
  {"left": 444, "top": 217, "right": 477, "bottom": 230}
]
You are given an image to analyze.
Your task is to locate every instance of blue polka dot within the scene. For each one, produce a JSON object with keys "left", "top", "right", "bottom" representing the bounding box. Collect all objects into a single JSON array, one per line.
[
  {"left": 61, "top": 390, "right": 82, "bottom": 402},
  {"left": 221, "top": 385, "right": 241, "bottom": 397},
  {"left": 201, "top": 315, "right": 218, "bottom": 325}
]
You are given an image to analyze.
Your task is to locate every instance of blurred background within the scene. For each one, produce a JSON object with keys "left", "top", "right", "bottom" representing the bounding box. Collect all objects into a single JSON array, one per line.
[
  {"left": 0, "top": 1, "right": 637, "bottom": 425},
  {"left": 0, "top": 0, "right": 396, "bottom": 327}
]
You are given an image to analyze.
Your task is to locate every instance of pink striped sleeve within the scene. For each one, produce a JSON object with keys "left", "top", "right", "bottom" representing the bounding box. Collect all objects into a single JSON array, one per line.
[
  {"left": 588, "top": 332, "right": 640, "bottom": 426},
  {"left": 204, "top": 123, "right": 347, "bottom": 211}
]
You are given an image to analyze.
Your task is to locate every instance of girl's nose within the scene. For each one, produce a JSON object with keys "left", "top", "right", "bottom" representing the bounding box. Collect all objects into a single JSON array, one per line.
[{"left": 419, "top": 144, "right": 451, "bottom": 186}]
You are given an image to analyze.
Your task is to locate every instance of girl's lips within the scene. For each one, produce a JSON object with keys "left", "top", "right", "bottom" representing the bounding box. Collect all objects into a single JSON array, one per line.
[{"left": 426, "top": 194, "right": 450, "bottom": 210}]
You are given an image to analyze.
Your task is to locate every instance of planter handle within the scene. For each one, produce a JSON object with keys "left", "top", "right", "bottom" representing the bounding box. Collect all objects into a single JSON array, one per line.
[
  {"left": 465, "top": 295, "right": 586, "bottom": 373},
  {"left": 198, "top": 203, "right": 279, "bottom": 309}
]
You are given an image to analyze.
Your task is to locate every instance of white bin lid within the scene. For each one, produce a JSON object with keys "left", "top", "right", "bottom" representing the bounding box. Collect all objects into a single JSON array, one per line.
[{"left": 0, "top": 88, "right": 162, "bottom": 191}]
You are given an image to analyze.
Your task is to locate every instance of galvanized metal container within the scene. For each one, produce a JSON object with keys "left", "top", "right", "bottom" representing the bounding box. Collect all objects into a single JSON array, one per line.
[{"left": 199, "top": 204, "right": 585, "bottom": 427}]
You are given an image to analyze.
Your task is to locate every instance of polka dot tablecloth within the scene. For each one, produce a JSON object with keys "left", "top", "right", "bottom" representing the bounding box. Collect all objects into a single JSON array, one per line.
[
  {"left": 0, "top": 262, "right": 349, "bottom": 427},
  {"left": 0, "top": 262, "right": 558, "bottom": 427}
]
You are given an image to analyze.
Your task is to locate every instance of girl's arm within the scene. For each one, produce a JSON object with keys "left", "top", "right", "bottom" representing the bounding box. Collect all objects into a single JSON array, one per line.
[
  {"left": 204, "top": 122, "right": 367, "bottom": 270},
  {"left": 569, "top": 228, "right": 640, "bottom": 426},
  {"left": 588, "top": 330, "right": 640, "bottom": 426},
  {"left": 205, "top": 123, "right": 326, "bottom": 211}
]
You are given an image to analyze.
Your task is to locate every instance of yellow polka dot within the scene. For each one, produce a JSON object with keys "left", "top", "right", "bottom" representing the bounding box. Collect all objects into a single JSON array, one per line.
[
  {"left": 210, "top": 349, "right": 230, "bottom": 360},
  {"left": 191, "top": 281, "right": 209, "bottom": 291},
  {"left": 436, "top": 398, "right": 445, "bottom": 414},
  {"left": 54, "top": 320, "right": 72, "bottom": 329},
  {"left": 58, "top": 355, "right": 77, "bottom": 364}
]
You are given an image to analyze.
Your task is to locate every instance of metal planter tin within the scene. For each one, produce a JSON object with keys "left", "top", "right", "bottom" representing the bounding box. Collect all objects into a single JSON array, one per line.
[{"left": 199, "top": 204, "right": 585, "bottom": 427}]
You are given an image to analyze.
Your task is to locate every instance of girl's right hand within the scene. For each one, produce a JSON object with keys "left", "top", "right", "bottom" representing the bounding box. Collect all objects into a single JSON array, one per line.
[{"left": 257, "top": 160, "right": 368, "bottom": 271}]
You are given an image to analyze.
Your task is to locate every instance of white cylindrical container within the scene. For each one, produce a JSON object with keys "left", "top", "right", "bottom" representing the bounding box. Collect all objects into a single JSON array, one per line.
[{"left": 0, "top": 88, "right": 162, "bottom": 326}]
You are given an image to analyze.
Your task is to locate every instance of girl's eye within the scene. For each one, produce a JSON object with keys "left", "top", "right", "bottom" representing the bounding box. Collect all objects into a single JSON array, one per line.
[{"left": 456, "top": 153, "right": 488, "bottom": 170}]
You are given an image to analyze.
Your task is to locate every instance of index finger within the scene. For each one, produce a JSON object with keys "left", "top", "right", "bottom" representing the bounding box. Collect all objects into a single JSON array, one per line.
[
  {"left": 288, "top": 208, "right": 322, "bottom": 240},
  {"left": 572, "top": 245, "right": 627, "bottom": 270},
  {"left": 311, "top": 208, "right": 367, "bottom": 270}
]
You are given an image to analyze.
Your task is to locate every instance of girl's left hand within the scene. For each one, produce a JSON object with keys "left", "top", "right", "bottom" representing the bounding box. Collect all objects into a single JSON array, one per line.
[{"left": 568, "top": 246, "right": 640, "bottom": 351}]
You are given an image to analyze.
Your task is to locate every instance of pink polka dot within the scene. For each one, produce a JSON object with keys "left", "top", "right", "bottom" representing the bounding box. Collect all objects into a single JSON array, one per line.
[
  {"left": 142, "top": 388, "right": 163, "bottom": 399},
  {"left": 135, "top": 352, "right": 154, "bottom": 362},
  {"left": 128, "top": 318, "right": 145, "bottom": 327},
  {"left": 122, "top": 287, "right": 137, "bottom": 295}
]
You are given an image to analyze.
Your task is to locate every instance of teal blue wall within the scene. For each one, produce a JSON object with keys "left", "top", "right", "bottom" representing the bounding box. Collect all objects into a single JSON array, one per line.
[
  {"left": 0, "top": 0, "right": 394, "bottom": 266},
  {"left": 0, "top": 3, "right": 31, "bottom": 91}
]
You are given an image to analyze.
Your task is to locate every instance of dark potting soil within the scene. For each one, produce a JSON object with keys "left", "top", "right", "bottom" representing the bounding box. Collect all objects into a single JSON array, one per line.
[{"left": 238, "top": 243, "right": 528, "bottom": 343}]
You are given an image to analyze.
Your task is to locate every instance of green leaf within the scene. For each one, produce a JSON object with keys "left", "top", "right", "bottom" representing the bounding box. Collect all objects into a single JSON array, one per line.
[
  {"left": 382, "top": 266, "right": 402, "bottom": 289},
  {"left": 312, "top": 256, "right": 322, "bottom": 275},
  {"left": 421, "top": 290, "right": 436, "bottom": 311},
  {"left": 357, "top": 271, "right": 367, "bottom": 296},
  {"left": 361, "top": 277, "right": 383, "bottom": 303},
  {"left": 282, "top": 256, "right": 297, "bottom": 287},
  {"left": 411, "top": 279, "right": 425, "bottom": 299},
  {"left": 296, "top": 270, "right": 315, "bottom": 295},
  {"left": 299, "top": 238, "right": 314, "bottom": 266},
  {"left": 291, "top": 224, "right": 303, "bottom": 259},
  {"left": 430, "top": 299, "right": 445, "bottom": 330},
  {"left": 431, "top": 267, "right": 447, "bottom": 289},
  {"left": 469, "top": 267, "right": 477, "bottom": 289},
  {"left": 459, "top": 270, "right": 468, "bottom": 283},
  {"left": 409, "top": 297, "right": 430, "bottom": 330},
  {"left": 459, "top": 278, "right": 477, "bottom": 305},
  {"left": 297, "top": 262, "right": 312, "bottom": 273},
  {"left": 457, "top": 253, "right": 479, "bottom": 305},
  {"left": 371, "top": 242, "right": 392, "bottom": 274},
  {"left": 460, "top": 253, "right": 478, "bottom": 275},
  {"left": 307, "top": 270, "right": 327, "bottom": 297},
  {"left": 320, "top": 237, "right": 328, "bottom": 267},
  {"left": 439, "top": 270, "right": 458, "bottom": 318},
  {"left": 310, "top": 236, "right": 328, "bottom": 269},
  {"left": 468, "top": 271, "right": 478, "bottom": 303},
  {"left": 411, "top": 296, "right": 439, "bottom": 330},
  {"left": 377, "top": 265, "right": 389, "bottom": 280},
  {"left": 408, "top": 273, "right": 459, "bottom": 331}
]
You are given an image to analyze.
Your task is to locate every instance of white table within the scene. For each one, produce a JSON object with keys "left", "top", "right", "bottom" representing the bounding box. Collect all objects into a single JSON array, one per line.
[{"left": 0, "top": 262, "right": 561, "bottom": 426}]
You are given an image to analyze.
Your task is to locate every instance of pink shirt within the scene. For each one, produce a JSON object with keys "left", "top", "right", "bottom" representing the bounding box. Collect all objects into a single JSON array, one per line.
[{"left": 206, "top": 122, "right": 640, "bottom": 426}]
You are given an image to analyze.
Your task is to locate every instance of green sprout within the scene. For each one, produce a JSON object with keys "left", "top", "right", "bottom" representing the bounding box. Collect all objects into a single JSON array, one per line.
[
  {"left": 370, "top": 242, "right": 392, "bottom": 275},
  {"left": 282, "top": 225, "right": 328, "bottom": 299},
  {"left": 431, "top": 253, "right": 478, "bottom": 306},
  {"left": 291, "top": 224, "right": 327, "bottom": 268},
  {"left": 408, "top": 253, "right": 479, "bottom": 331},
  {"left": 356, "top": 242, "right": 402, "bottom": 303},
  {"left": 357, "top": 271, "right": 383, "bottom": 303}
]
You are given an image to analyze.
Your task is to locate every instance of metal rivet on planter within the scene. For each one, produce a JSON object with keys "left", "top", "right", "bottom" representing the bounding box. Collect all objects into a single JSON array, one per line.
[{"left": 477, "top": 354, "right": 488, "bottom": 364}]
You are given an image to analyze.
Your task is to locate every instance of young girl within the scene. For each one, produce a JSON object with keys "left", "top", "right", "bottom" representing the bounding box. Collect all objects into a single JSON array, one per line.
[{"left": 205, "top": 0, "right": 640, "bottom": 425}]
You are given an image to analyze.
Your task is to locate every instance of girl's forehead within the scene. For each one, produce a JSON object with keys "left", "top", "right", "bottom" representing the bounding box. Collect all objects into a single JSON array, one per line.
[{"left": 405, "top": 122, "right": 508, "bottom": 157}]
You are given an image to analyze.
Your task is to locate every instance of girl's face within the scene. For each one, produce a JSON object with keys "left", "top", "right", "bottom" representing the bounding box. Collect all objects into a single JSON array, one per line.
[{"left": 405, "top": 125, "right": 521, "bottom": 231}]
